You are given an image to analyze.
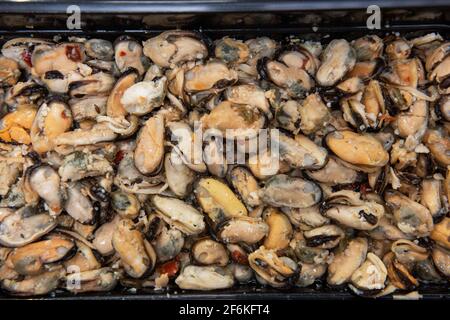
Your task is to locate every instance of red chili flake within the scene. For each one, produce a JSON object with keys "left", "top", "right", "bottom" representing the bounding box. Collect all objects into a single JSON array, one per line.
[
  {"left": 360, "top": 183, "right": 369, "bottom": 195},
  {"left": 119, "top": 51, "right": 127, "bottom": 57},
  {"left": 61, "top": 111, "right": 68, "bottom": 119},
  {"left": 231, "top": 250, "right": 248, "bottom": 265},
  {"left": 379, "top": 113, "right": 396, "bottom": 123},
  {"left": 114, "top": 150, "right": 125, "bottom": 165},
  {"left": 21, "top": 50, "right": 32, "bottom": 67},
  {"left": 65, "top": 45, "right": 82, "bottom": 62},
  {"left": 157, "top": 260, "right": 180, "bottom": 277}
]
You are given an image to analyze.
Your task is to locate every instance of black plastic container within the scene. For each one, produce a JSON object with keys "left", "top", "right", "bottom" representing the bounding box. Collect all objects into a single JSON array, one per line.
[{"left": 0, "top": 0, "right": 449, "bottom": 300}]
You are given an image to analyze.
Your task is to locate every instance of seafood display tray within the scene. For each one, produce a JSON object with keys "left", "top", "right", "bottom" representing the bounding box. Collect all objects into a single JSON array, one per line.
[
  {"left": 0, "top": 24, "right": 449, "bottom": 301},
  {"left": 0, "top": 0, "right": 449, "bottom": 300}
]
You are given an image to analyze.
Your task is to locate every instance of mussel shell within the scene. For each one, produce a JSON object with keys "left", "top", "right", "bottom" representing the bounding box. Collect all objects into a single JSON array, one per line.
[
  {"left": 260, "top": 174, "right": 322, "bottom": 208},
  {"left": 85, "top": 39, "right": 114, "bottom": 60},
  {"left": 0, "top": 206, "right": 56, "bottom": 247}
]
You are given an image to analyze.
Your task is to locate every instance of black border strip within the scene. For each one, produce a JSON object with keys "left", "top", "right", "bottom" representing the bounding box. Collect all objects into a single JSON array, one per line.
[{"left": 0, "top": 0, "right": 449, "bottom": 14}]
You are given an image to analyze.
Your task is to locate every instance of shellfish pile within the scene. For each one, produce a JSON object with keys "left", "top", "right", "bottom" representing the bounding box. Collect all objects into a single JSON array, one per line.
[{"left": 0, "top": 30, "right": 448, "bottom": 297}]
